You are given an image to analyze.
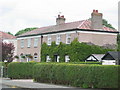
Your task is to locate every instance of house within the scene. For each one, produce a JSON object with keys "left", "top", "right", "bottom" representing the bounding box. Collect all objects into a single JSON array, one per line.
[
  {"left": 0, "top": 31, "right": 17, "bottom": 62},
  {"left": 102, "top": 51, "right": 120, "bottom": 65},
  {"left": 16, "top": 10, "right": 119, "bottom": 62},
  {"left": 85, "top": 54, "right": 105, "bottom": 62}
]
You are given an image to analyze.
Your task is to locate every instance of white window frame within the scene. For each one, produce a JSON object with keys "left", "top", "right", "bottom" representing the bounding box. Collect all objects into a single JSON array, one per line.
[
  {"left": 57, "top": 56, "right": 60, "bottom": 62},
  {"left": 21, "top": 39, "right": 24, "bottom": 48},
  {"left": 46, "top": 55, "right": 51, "bottom": 62},
  {"left": 56, "top": 34, "right": 61, "bottom": 45},
  {"left": 66, "top": 33, "right": 71, "bottom": 44},
  {"left": 47, "top": 35, "right": 51, "bottom": 45},
  {"left": 65, "top": 55, "right": 70, "bottom": 62},
  {"left": 27, "top": 38, "right": 31, "bottom": 48},
  {"left": 34, "top": 38, "right": 38, "bottom": 47}
]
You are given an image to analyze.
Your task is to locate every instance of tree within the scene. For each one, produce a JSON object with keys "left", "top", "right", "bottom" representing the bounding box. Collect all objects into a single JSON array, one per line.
[
  {"left": 15, "top": 27, "right": 38, "bottom": 36},
  {"left": 2, "top": 42, "right": 15, "bottom": 62},
  {"left": 102, "top": 19, "right": 115, "bottom": 29},
  {"left": 7, "top": 32, "right": 13, "bottom": 36}
]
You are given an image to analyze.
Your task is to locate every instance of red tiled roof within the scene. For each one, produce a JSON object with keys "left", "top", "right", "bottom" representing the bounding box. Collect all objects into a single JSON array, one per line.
[
  {"left": 0, "top": 31, "right": 16, "bottom": 39},
  {"left": 18, "top": 19, "right": 118, "bottom": 37}
]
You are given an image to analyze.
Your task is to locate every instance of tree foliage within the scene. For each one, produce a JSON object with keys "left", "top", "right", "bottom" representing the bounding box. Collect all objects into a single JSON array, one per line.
[
  {"left": 2, "top": 42, "right": 15, "bottom": 62},
  {"left": 102, "top": 19, "right": 115, "bottom": 29},
  {"left": 7, "top": 32, "right": 13, "bottom": 36},
  {"left": 15, "top": 27, "right": 38, "bottom": 36}
]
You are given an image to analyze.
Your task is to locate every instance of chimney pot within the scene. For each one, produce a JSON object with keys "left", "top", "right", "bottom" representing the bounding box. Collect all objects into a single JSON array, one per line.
[
  {"left": 93, "top": 9, "right": 96, "bottom": 12},
  {"left": 61, "top": 15, "right": 64, "bottom": 18},
  {"left": 58, "top": 15, "right": 60, "bottom": 18},
  {"left": 96, "top": 10, "right": 98, "bottom": 13}
]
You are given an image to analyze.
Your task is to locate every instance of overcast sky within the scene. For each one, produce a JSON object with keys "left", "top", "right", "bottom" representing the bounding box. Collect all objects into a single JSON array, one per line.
[{"left": 0, "top": 0, "right": 119, "bottom": 35}]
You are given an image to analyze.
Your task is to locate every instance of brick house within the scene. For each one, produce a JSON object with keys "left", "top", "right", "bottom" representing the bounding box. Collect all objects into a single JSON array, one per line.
[{"left": 17, "top": 10, "right": 119, "bottom": 62}]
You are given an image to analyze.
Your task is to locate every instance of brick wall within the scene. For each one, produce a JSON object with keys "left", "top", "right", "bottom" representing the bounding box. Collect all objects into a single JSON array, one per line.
[{"left": 17, "top": 37, "right": 41, "bottom": 62}]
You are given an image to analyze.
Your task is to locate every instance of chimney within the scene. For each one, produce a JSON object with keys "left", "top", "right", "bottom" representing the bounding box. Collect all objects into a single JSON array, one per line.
[
  {"left": 91, "top": 10, "right": 103, "bottom": 30},
  {"left": 56, "top": 15, "right": 66, "bottom": 25}
]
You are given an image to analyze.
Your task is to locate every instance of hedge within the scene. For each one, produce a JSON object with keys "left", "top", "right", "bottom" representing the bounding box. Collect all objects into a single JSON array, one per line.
[
  {"left": 33, "top": 63, "right": 119, "bottom": 88},
  {"left": 41, "top": 39, "right": 114, "bottom": 62},
  {"left": 7, "top": 62, "right": 37, "bottom": 79}
]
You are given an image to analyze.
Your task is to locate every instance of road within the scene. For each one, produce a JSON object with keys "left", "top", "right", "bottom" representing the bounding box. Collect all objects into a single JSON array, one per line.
[{"left": 2, "top": 84, "right": 11, "bottom": 88}]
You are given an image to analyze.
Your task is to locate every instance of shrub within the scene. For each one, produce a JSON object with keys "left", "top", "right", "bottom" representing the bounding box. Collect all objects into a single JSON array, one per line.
[
  {"left": 33, "top": 63, "right": 119, "bottom": 88},
  {"left": 7, "top": 62, "right": 37, "bottom": 79}
]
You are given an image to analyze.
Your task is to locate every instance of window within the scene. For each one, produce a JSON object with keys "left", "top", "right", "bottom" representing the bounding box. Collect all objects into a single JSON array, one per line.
[
  {"left": 65, "top": 55, "right": 70, "bottom": 62},
  {"left": 34, "top": 38, "right": 38, "bottom": 47},
  {"left": 20, "top": 53, "right": 23, "bottom": 62},
  {"left": 54, "top": 55, "right": 60, "bottom": 62},
  {"left": 56, "top": 34, "right": 61, "bottom": 45},
  {"left": 57, "top": 56, "right": 60, "bottom": 62},
  {"left": 66, "top": 34, "right": 71, "bottom": 44},
  {"left": 27, "top": 38, "right": 31, "bottom": 48},
  {"left": 46, "top": 55, "right": 51, "bottom": 62},
  {"left": 21, "top": 39, "right": 24, "bottom": 48},
  {"left": 34, "top": 53, "right": 38, "bottom": 60},
  {"left": 47, "top": 35, "right": 51, "bottom": 45}
]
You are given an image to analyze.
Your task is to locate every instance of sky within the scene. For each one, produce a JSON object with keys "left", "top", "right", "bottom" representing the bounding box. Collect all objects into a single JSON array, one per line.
[{"left": 0, "top": 0, "right": 119, "bottom": 35}]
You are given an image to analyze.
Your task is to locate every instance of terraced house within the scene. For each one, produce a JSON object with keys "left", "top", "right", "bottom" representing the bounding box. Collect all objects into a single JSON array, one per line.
[{"left": 17, "top": 10, "right": 119, "bottom": 62}]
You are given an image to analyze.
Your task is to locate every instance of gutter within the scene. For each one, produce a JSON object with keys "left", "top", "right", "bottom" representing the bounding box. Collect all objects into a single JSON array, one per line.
[{"left": 17, "top": 28, "right": 119, "bottom": 38}]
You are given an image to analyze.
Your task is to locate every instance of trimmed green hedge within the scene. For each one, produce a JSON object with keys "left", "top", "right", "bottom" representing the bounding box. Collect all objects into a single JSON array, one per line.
[
  {"left": 41, "top": 39, "right": 114, "bottom": 62},
  {"left": 33, "top": 63, "right": 119, "bottom": 88},
  {"left": 70, "top": 62, "right": 102, "bottom": 65},
  {"left": 7, "top": 62, "right": 37, "bottom": 79}
]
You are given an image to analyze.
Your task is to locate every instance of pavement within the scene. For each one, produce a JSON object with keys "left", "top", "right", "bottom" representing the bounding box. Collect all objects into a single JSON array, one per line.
[
  {"left": 0, "top": 78, "right": 104, "bottom": 90},
  {"left": 0, "top": 78, "right": 72, "bottom": 88}
]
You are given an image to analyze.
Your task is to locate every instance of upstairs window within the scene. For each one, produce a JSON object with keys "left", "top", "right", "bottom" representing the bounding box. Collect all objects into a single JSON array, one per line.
[
  {"left": 34, "top": 38, "right": 38, "bottom": 47},
  {"left": 21, "top": 39, "right": 24, "bottom": 48},
  {"left": 27, "top": 38, "right": 31, "bottom": 48},
  {"left": 56, "top": 34, "right": 61, "bottom": 45},
  {"left": 47, "top": 35, "right": 51, "bottom": 45},
  {"left": 66, "top": 34, "right": 71, "bottom": 44}
]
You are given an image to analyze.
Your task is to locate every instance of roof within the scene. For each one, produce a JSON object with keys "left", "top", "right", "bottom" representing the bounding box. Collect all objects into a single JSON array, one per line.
[
  {"left": 17, "top": 19, "right": 118, "bottom": 38},
  {"left": 0, "top": 31, "right": 16, "bottom": 39},
  {"left": 91, "top": 54, "right": 105, "bottom": 60},
  {"left": 102, "top": 51, "right": 120, "bottom": 60},
  {"left": 86, "top": 54, "right": 105, "bottom": 61}
]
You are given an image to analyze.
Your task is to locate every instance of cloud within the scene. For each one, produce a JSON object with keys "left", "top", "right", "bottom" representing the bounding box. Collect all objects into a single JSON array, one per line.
[{"left": 0, "top": 0, "right": 119, "bottom": 34}]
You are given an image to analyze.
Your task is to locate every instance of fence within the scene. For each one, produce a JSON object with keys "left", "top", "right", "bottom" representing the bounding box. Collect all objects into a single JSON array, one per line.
[{"left": 0, "top": 66, "right": 8, "bottom": 77}]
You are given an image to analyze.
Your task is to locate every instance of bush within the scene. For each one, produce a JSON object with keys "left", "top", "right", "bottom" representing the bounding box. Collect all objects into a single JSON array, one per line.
[
  {"left": 33, "top": 63, "right": 119, "bottom": 88},
  {"left": 7, "top": 62, "right": 37, "bottom": 79}
]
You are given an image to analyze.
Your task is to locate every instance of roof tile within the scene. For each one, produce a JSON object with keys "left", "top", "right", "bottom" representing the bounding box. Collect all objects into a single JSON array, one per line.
[{"left": 0, "top": 31, "right": 16, "bottom": 39}]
